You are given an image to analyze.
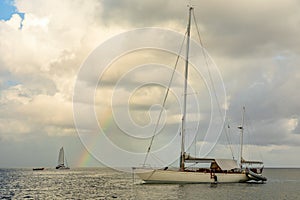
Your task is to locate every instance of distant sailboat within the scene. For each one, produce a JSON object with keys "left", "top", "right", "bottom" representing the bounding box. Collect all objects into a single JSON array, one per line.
[{"left": 56, "top": 147, "right": 70, "bottom": 170}]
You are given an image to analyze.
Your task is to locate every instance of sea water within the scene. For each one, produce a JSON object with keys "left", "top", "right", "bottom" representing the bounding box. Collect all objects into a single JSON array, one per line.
[{"left": 0, "top": 168, "right": 299, "bottom": 199}]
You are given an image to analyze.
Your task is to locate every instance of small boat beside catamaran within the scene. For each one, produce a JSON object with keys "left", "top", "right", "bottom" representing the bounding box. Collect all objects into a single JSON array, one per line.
[
  {"left": 56, "top": 147, "right": 70, "bottom": 170},
  {"left": 134, "top": 6, "right": 267, "bottom": 184}
]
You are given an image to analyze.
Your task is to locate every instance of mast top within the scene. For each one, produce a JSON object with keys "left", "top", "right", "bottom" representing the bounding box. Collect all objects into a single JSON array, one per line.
[{"left": 187, "top": 5, "right": 194, "bottom": 10}]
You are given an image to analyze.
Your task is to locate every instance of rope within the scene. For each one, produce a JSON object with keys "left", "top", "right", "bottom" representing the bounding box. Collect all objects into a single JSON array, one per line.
[
  {"left": 143, "top": 30, "right": 188, "bottom": 166},
  {"left": 244, "top": 111, "right": 264, "bottom": 161},
  {"left": 192, "top": 10, "right": 235, "bottom": 159},
  {"left": 226, "top": 124, "right": 235, "bottom": 159}
]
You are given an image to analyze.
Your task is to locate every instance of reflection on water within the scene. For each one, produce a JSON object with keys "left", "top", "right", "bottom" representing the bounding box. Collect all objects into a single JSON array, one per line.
[{"left": 0, "top": 168, "right": 299, "bottom": 199}]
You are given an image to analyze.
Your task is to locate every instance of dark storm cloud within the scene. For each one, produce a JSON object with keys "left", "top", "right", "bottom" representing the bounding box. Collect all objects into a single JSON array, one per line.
[
  {"left": 100, "top": 0, "right": 300, "bottom": 58},
  {"left": 100, "top": 0, "right": 186, "bottom": 26},
  {"left": 97, "top": 0, "right": 300, "bottom": 150}
]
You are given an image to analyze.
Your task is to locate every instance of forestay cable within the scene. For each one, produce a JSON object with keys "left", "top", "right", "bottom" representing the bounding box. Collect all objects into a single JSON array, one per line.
[{"left": 143, "top": 31, "right": 188, "bottom": 166}]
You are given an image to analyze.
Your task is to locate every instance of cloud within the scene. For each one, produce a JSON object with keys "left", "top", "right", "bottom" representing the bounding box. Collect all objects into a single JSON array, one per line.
[
  {"left": 0, "top": 0, "right": 300, "bottom": 167},
  {"left": 0, "top": 0, "right": 105, "bottom": 141},
  {"left": 100, "top": 0, "right": 186, "bottom": 27}
]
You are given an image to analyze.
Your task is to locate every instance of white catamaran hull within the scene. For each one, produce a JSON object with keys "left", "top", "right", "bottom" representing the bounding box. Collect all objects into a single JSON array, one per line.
[{"left": 135, "top": 168, "right": 249, "bottom": 183}]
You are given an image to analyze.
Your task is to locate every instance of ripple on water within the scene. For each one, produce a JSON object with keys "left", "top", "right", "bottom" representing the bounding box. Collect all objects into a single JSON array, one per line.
[{"left": 0, "top": 168, "right": 299, "bottom": 200}]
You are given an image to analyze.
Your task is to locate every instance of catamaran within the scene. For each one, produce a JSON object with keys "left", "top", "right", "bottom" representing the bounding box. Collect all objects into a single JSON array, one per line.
[
  {"left": 134, "top": 6, "right": 267, "bottom": 183},
  {"left": 56, "top": 147, "right": 70, "bottom": 170}
]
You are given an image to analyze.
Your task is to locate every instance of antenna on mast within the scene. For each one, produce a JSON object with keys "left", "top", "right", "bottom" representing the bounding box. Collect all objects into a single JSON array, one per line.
[{"left": 187, "top": 0, "right": 196, "bottom": 8}]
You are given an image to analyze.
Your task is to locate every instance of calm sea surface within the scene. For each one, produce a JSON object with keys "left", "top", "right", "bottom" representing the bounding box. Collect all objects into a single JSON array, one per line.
[{"left": 0, "top": 168, "right": 299, "bottom": 200}]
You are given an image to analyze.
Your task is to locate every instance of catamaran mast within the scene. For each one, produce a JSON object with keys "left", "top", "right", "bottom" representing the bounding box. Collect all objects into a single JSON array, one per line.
[{"left": 180, "top": 6, "right": 193, "bottom": 171}]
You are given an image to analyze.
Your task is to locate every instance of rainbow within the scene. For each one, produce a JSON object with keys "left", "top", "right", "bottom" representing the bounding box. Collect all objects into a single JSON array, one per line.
[
  {"left": 77, "top": 148, "right": 94, "bottom": 167},
  {"left": 76, "top": 107, "right": 114, "bottom": 167}
]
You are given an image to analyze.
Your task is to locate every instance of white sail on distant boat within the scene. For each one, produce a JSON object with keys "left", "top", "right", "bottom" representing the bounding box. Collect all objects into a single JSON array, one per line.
[
  {"left": 56, "top": 147, "right": 70, "bottom": 170},
  {"left": 134, "top": 6, "right": 267, "bottom": 184}
]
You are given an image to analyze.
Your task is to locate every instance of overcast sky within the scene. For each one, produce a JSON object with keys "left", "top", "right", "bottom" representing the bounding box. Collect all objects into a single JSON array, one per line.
[{"left": 0, "top": 0, "right": 300, "bottom": 168}]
